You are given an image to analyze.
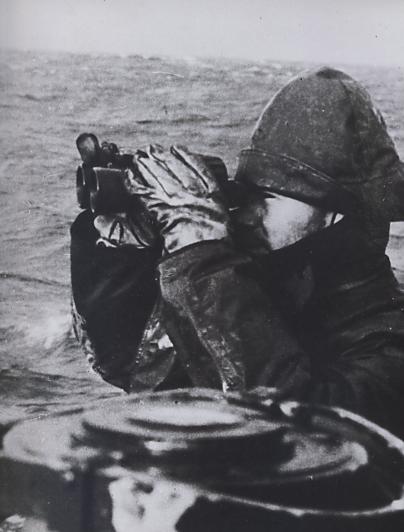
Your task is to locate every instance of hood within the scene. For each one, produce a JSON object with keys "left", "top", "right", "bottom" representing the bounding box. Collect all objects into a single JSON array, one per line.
[{"left": 235, "top": 67, "right": 404, "bottom": 221}]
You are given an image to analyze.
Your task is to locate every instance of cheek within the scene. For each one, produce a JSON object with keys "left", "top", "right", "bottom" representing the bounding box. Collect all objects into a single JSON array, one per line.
[
  {"left": 261, "top": 201, "right": 313, "bottom": 249},
  {"left": 261, "top": 201, "right": 288, "bottom": 234}
]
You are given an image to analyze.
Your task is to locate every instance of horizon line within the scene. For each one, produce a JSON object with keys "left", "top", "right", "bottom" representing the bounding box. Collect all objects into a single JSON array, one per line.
[{"left": 1, "top": 45, "right": 402, "bottom": 71}]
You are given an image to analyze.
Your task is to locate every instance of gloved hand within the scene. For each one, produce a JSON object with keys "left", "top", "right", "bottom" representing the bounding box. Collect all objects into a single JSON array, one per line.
[
  {"left": 127, "top": 144, "right": 229, "bottom": 254},
  {"left": 94, "top": 211, "right": 158, "bottom": 249}
]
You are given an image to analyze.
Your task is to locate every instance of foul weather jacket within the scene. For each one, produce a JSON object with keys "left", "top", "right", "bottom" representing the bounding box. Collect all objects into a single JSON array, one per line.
[{"left": 71, "top": 211, "right": 404, "bottom": 438}]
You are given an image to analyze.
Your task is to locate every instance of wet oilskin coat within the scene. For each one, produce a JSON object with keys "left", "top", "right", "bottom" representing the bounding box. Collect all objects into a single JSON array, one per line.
[
  {"left": 71, "top": 210, "right": 404, "bottom": 439},
  {"left": 158, "top": 225, "right": 404, "bottom": 440}
]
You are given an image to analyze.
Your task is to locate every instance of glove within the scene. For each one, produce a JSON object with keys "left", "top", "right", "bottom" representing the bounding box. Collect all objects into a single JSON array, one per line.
[
  {"left": 127, "top": 144, "right": 229, "bottom": 254},
  {"left": 94, "top": 211, "right": 158, "bottom": 249}
]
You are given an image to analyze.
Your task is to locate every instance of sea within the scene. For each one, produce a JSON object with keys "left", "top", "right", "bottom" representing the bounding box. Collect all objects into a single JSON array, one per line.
[{"left": 0, "top": 49, "right": 403, "bottom": 424}]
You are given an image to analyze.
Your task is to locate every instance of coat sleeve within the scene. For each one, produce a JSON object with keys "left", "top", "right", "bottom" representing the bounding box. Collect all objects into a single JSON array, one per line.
[
  {"left": 158, "top": 239, "right": 404, "bottom": 439},
  {"left": 158, "top": 239, "right": 313, "bottom": 393},
  {"left": 70, "top": 210, "right": 162, "bottom": 391}
]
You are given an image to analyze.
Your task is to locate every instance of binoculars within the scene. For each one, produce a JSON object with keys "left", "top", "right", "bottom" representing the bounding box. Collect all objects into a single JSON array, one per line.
[
  {"left": 76, "top": 133, "right": 232, "bottom": 215},
  {"left": 76, "top": 165, "right": 132, "bottom": 214},
  {"left": 76, "top": 133, "right": 136, "bottom": 214}
]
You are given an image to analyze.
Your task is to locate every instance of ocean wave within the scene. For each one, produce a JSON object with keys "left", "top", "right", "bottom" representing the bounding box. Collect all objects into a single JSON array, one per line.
[
  {"left": 0, "top": 271, "right": 68, "bottom": 287},
  {"left": 150, "top": 71, "right": 186, "bottom": 79},
  {"left": 208, "top": 120, "right": 255, "bottom": 129},
  {"left": 15, "top": 311, "right": 73, "bottom": 351},
  {"left": 19, "top": 93, "right": 41, "bottom": 101},
  {"left": 0, "top": 308, "right": 73, "bottom": 356},
  {"left": 16, "top": 92, "right": 62, "bottom": 103},
  {"left": 135, "top": 113, "right": 211, "bottom": 126},
  {"left": 0, "top": 367, "right": 121, "bottom": 422}
]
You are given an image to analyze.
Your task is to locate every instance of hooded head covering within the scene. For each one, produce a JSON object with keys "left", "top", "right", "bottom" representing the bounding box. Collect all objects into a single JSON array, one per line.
[{"left": 235, "top": 67, "right": 404, "bottom": 221}]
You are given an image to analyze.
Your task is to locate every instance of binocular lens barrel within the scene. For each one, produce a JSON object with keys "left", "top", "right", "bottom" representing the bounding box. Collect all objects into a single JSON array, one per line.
[{"left": 76, "top": 166, "right": 130, "bottom": 214}]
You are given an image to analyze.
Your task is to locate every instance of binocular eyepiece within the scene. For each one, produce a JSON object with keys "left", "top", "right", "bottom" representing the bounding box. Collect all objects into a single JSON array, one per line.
[
  {"left": 75, "top": 132, "right": 235, "bottom": 215},
  {"left": 76, "top": 165, "right": 133, "bottom": 214},
  {"left": 76, "top": 133, "right": 138, "bottom": 215}
]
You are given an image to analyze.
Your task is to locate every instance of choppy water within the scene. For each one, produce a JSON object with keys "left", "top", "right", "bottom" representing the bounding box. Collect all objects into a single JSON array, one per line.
[{"left": 0, "top": 49, "right": 403, "bottom": 422}]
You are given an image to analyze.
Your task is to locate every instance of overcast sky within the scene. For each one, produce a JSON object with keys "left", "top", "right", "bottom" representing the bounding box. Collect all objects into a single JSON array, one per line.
[{"left": 1, "top": 0, "right": 403, "bottom": 66}]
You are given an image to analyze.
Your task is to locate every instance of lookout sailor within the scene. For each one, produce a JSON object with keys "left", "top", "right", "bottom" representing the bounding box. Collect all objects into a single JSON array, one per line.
[{"left": 71, "top": 68, "right": 404, "bottom": 439}]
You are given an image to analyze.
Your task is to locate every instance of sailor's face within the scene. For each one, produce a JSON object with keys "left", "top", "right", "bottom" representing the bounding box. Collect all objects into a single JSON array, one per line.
[{"left": 234, "top": 188, "right": 332, "bottom": 254}]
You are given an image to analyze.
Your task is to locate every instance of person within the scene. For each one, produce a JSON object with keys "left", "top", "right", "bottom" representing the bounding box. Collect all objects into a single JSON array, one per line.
[{"left": 70, "top": 67, "right": 404, "bottom": 438}]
